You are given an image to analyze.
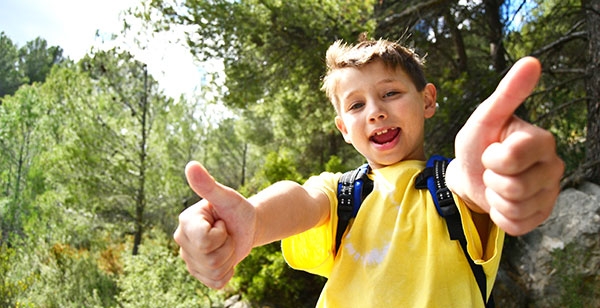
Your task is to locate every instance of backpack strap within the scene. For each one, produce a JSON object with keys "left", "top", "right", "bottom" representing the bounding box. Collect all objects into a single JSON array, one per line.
[
  {"left": 415, "top": 155, "right": 494, "bottom": 308},
  {"left": 335, "top": 163, "right": 373, "bottom": 255}
]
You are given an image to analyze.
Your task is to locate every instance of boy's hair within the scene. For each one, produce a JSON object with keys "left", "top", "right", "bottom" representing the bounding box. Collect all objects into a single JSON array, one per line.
[{"left": 321, "top": 38, "right": 427, "bottom": 112}]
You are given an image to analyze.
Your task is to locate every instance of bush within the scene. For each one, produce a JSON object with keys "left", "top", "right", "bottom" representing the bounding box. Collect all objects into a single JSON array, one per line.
[
  {"left": 233, "top": 242, "right": 326, "bottom": 307},
  {"left": 552, "top": 243, "right": 600, "bottom": 308},
  {"left": 0, "top": 243, "right": 36, "bottom": 308},
  {"left": 116, "top": 230, "right": 222, "bottom": 307},
  {"left": 17, "top": 240, "right": 118, "bottom": 308}
]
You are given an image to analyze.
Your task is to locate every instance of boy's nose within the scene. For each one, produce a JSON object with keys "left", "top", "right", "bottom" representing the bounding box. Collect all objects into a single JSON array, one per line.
[{"left": 368, "top": 101, "right": 387, "bottom": 122}]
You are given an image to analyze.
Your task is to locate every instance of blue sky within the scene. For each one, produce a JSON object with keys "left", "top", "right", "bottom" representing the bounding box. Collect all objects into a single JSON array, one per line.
[
  {"left": 0, "top": 0, "right": 136, "bottom": 59},
  {"left": 0, "top": 0, "right": 209, "bottom": 98}
]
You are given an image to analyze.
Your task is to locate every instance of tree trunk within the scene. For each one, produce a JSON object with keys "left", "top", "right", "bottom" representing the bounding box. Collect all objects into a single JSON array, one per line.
[
  {"left": 444, "top": 7, "right": 468, "bottom": 74},
  {"left": 132, "top": 65, "right": 149, "bottom": 256},
  {"left": 484, "top": 0, "right": 507, "bottom": 72},
  {"left": 584, "top": 0, "right": 600, "bottom": 184},
  {"left": 484, "top": 0, "right": 532, "bottom": 120},
  {"left": 241, "top": 143, "right": 247, "bottom": 187}
]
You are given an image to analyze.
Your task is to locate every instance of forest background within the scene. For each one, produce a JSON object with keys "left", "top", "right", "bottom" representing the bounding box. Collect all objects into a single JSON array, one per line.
[{"left": 1, "top": 0, "right": 598, "bottom": 307}]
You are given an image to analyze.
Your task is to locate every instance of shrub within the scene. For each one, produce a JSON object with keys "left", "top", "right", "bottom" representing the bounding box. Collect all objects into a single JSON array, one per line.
[{"left": 116, "top": 229, "right": 222, "bottom": 307}]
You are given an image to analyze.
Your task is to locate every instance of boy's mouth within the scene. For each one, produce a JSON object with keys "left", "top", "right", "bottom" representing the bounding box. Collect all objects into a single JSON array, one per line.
[{"left": 370, "top": 127, "right": 400, "bottom": 145}]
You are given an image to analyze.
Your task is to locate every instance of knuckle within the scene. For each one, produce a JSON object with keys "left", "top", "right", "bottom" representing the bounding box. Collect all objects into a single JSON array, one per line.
[
  {"left": 502, "top": 182, "right": 526, "bottom": 200},
  {"left": 196, "top": 237, "right": 213, "bottom": 252},
  {"left": 199, "top": 232, "right": 227, "bottom": 254},
  {"left": 173, "top": 228, "right": 182, "bottom": 243},
  {"left": 203, "top": 254, "right": 225, "bottom": 270},
  {"left": 187, "top": 262, "right": 232, "bottom": 290},
  {"left": 178, "top": 210, "right": 192, "bottom": 224},
  {"left": 502, "top": 203, "right": 523, "bottom": 220},
  {"left": 540, "top": 128, "right": 555, "bottom": 142},
  {"left": 200, "top": 276, "right": 223, "bottom": 289},
  {"left": 204, "top": 270, "right": 233, "bottom": 290}
]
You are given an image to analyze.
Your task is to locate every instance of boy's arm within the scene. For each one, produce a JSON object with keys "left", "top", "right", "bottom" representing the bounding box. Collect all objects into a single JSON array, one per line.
[
  {"left": 446, "top": 57, "right": 564, "bottom": 237},
  {"left": 174, "top": 161, "right": 329, "bottom": 289}
]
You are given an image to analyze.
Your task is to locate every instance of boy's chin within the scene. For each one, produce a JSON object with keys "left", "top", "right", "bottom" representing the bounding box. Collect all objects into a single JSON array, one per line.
[
  {"left": 366, "top": 153, "right": 426, "bottom": 169},
  {"left": 366, "top": 157, "right": 402, "bottom": 169}
]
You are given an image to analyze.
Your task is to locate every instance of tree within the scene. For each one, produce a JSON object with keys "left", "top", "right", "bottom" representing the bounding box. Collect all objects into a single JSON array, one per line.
[
  {"left": 31, "top": 48, "right": 178, "bottom": 255},
  {"left": 0, "top": 84, "right": 47, "bottom": 242},
  {"left": 509, "top": 0, "right": 589, "bottom": 183},
  {"left": 0, "top": 40, "right": 211, "bottom": 304},
  {"left": 0, "top": 33, "right": 65, "bottom": 102},
  {"left": 0, "top": 32, "right": 24, "bottom": 100},
  {"left": 18, "top": 37, "right": 65, "bottom": 85},
  {"left": 583, "top": 0, "right": 600, "bottom": 184},
  {"left": 73, "top": 48, "right": 178, "bottom": 255}
]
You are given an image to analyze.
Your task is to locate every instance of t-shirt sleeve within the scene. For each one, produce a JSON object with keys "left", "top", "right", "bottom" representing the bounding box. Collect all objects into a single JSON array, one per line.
[
  {"left": 454, "top": 194, "right": 505, "bottom": 300},
  {"left": 454, "top": 195, "right": 505, "bottom": 264},
  {"left": 281, "top": 172, "right": 340, "bottom": 278}
]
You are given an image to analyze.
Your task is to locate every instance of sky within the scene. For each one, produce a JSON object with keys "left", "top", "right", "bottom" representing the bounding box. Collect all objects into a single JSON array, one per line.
[{"left": 0, "top": 0, "right": 210, "bottom": 98}]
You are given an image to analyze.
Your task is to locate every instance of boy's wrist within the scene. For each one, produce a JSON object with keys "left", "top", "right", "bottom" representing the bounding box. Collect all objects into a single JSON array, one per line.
[{"left": 445, "top": 159, "right": 488, "bottom": 214}]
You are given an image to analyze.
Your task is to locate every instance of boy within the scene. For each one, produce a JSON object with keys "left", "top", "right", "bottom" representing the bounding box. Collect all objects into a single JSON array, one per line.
[{"left": 174, "top": 39, "right": 564, "bottom": 307}]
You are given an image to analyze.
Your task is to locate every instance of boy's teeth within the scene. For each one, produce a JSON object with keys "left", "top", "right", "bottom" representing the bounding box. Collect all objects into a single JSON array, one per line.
[
  {"left": 376, "top": 128, "right": 395, "bottom": 136},
  {"left": 371, "top": 127, "right": 399, "bottom": 144}
]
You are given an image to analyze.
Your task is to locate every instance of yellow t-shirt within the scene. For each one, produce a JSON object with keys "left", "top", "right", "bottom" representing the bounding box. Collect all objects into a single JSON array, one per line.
[{"left": 282, "top": 160, "right": 504, "bottom": 307}]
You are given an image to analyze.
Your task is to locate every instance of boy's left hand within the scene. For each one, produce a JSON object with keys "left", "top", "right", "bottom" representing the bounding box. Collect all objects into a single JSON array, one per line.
[{"left": 446, "top": 57, "right": 564, "bottom": 236}]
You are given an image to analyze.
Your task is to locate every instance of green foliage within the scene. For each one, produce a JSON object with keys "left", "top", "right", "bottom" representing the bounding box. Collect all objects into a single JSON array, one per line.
[
  {"left": 6, "top": 186, "right": 119, "bottom": 307},
  {"left": 18, "top": 37, "right": 65, "bottom": 85},
  {"left": 0, "top": 32, "right": 24, "bottom": 98},
  {"left": 505, "top": 0, "right": 588, "bottom": 176},
  {"left": 41, "top": 48, "right": 186, "bottom": 255},
  {"left": 0, "top": 84, "right": 49, "bottom": 242},
  {"left": 1, "top": 39, "right": 203, "bottom": 306},
  {"left": 324, "top": 155, "right": 345, "bottom": 173},
  {"left": 262, "top": 151, "right": 304, "bottom": 184},
  {"left": 0, "top": 243, "right": 36, "bottom": 308},
  {"left": 233, "top": 243, "right": 326, "bottom": 307},
  {"left": 0, "top": 32, "right": 64, "bottom": 99},
  {"left": 117, "top": 229, "right": 220, "bottom": 308},
  {"left": 424, "top": 72, "right": 473, "bottom": 157},
  {"left": 240, "top": 150, "right": 304, "bottom": 196},
  {"left": 9, "top": 238, "right": 117, "bottom": 308},
  {"left": 551, "top": 243, "right": 600, "bottom": 307},
  {"left": 201, "top": 117, "right": 250, "bottom": 189}
]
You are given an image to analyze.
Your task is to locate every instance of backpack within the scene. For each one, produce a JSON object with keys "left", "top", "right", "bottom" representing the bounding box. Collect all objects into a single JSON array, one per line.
[{"left": 335, "top": 155, "right": 494, "bottom": 308}]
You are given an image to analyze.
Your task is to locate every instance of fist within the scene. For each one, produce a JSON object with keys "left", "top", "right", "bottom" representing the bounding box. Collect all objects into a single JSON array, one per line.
[{"left": 174, "top": 162, "right": 257, "bottom": 289}]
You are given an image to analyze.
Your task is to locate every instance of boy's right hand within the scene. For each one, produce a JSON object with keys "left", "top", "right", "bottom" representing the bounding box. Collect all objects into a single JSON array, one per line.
[{"left": 174, "top": 161, "right": 257, "bottom": 289}]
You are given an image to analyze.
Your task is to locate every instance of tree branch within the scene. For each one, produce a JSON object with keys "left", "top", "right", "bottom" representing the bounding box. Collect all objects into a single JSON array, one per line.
[
  {"left": 561, "top": 159, "right": 600, "bottom": 190},
  {"left": 530, "top": 31, "right": 587, "bottom": 57},
  {"left": 533, "top": 97, "right": 589, "bottom": 124},
  {"left": 377, "top": 0, "right": 454, "bottom": 32}
]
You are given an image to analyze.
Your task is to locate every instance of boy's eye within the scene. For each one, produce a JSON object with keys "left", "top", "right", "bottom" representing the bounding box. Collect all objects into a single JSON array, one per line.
[
  {"left": 349, "top": 102, "right": 365, "bottom": 110},
  {"left": 384, "top": 91, "right": 399, "bottom": 98}
]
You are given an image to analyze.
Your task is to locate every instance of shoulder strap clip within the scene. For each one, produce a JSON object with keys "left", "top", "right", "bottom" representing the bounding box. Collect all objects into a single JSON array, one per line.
[{"left": 335, "top": 163, "right": 372, "bottom": 255}]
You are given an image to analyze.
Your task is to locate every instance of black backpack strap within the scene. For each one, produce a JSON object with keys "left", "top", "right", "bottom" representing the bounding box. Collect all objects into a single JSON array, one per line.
[
  {"left": 415, "top": 155, "right": 494, "bottom": 308},
  {"left": 335, "top": 163, "right": 372, "bottom": 255}
]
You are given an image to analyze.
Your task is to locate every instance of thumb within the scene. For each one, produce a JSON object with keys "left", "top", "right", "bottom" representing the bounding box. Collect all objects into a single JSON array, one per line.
[
  {"left": 185, "top": 161, "right": 256, "bottom": 264},
  {"left": 469, "top": 57, "right": 541, "bottom": 127},
  {"left": 185, "top": 161, "right": 240, "bottom": 209}
]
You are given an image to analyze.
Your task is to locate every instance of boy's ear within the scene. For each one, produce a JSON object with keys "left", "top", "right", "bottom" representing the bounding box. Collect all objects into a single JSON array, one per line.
[
  {"left": 335, "top": 116, "right": 352, "bottom": 144},
  {"left": 423, "top": 83, "right": 437, "bottom": 118}
]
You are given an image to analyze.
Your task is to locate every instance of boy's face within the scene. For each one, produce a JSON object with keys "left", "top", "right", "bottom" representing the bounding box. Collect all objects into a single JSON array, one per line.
[{"left": 334, "top": 60, "right": 437, "bottom": 169}]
